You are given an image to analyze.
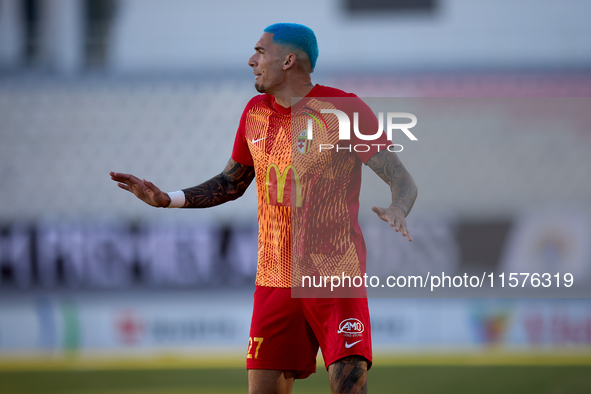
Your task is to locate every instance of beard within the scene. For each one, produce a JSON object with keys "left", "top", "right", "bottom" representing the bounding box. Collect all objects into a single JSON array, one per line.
[{"left": 254, "top": 81, "right": 266, "bottom": 93}]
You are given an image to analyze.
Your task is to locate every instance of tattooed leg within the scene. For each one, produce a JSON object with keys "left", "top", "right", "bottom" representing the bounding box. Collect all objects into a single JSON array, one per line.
[{"left": 328, "top": 356, "right": 368, "bottom": 394}]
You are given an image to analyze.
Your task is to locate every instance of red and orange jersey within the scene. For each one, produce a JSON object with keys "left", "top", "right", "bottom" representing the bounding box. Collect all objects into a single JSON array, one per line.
[{"left": 232, "top": 85, "right": 390, "bottom": 287}]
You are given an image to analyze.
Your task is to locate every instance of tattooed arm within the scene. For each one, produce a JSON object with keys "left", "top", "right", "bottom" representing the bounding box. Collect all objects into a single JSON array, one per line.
[
  {"left": 181, "top": 158, "right": 255, "bottom": 208},
  {"left": 109, "top": 158, "right": 255, "bottom": 208},
  {"left": 366, "top": 149, "right": 417, "bottom": 242}
]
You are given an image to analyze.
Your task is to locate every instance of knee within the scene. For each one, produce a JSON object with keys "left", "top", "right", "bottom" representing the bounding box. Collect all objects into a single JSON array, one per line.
[
  {"left": 248, "top": 369, "right": 296, "bottom": 394},
  {"left": 328, "top": 356, "right": 368, "bottom": 394}
]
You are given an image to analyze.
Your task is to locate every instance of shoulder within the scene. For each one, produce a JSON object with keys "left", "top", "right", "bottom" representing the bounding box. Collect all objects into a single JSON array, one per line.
[
  {"left": 244, "top": 93, "right": 273, "bottom": 110},
  {"left": 312, "top": 84, "right": 358, "bottom": 99},
  {"left": 310, "top": 85, "right": 360, "bottom": 110}
]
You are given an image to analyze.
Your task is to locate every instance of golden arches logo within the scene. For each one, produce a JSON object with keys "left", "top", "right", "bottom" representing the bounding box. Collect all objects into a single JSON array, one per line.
[{"left": 265, "top": 164, "right": 302, "bottom": 207}]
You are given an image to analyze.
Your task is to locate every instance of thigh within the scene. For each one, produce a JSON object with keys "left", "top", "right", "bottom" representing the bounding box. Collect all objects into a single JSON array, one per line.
[
  {"left": 248, "top": 369, "right": 296, "bottom": 394},
  {"left": 302, "top": 297, "right": 372, "bottom": 370},
  {"left": 247, "top": 286, "right": 319, "bottom": 378}
]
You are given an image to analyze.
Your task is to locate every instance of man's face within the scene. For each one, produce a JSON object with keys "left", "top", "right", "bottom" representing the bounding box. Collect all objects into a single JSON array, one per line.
[{"left": 248, "top": 32, "right": 287, "bottom": 94}]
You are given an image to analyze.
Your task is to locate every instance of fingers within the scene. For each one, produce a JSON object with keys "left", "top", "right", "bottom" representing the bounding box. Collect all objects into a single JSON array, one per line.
[
  {"left": 111, "top": 172, "right": 165, "bottom": 207},
  {"left": 372, "top": 205, "right": 413, "bottom": 242},
  {"left": 110, "top": 171, "right": 129, "bottom": 181},
  {"left": 116, "top": 182, "right": 131, "bottom": 192},
  {"left": 393, "top": 220, "right": 412, "bottom": 242},
  {"left": 372, "top": 206, "right": 396, "bottom": 228},
  {"left": 371, "top": 206, "right": 384, "bottom": 220},
  {"left": 110, "top": 172, "right": 152, "bottom": 192},
  {"left": 371, "top": 206, "right": 389, "bottom": 220},
  {"left": 399, "top": 222, "right": 412, "bottom": 242},
  {"left": 110, "top": 171, "right": 142, "bottom": 186}
]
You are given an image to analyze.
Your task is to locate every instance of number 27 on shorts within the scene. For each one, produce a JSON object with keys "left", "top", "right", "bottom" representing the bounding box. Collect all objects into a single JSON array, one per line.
[{"left": 247, "top": 337, "right": 264, "bottom": 359}]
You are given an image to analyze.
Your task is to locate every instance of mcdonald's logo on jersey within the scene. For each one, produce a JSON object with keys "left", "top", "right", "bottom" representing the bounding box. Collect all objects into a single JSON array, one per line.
[{"left": 265, "top": 164, "right": 302, "bottom": 207}]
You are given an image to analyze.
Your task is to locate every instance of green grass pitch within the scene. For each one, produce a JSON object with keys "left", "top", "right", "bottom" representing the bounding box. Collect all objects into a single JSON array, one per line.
[{"left": 1, "top": 366, "right": 591, "bottom": 394}]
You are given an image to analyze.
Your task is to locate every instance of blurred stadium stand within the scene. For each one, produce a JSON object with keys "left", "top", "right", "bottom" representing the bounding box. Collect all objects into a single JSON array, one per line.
[{"left": 1, "top": 74, "right": 590, "bottom": 223}]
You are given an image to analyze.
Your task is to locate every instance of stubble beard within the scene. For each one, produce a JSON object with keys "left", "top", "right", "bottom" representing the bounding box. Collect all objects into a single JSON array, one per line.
[{"left": 254, "top": 81, "right": 266, "bottom": 93}]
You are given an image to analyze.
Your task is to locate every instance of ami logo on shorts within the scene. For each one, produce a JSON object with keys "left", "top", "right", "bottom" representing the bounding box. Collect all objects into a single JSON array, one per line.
[{"left": 337, "top": 318, "right": 364, "bottom": 337}]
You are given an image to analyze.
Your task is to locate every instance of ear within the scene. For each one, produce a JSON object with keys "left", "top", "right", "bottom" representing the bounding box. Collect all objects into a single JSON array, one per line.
[{"left": 282, "top": 53, "right": 297, "bottom": 70}]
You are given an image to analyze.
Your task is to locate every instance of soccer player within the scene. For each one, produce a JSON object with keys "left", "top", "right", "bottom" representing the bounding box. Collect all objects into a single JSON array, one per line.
[{"left": 110, "top": 23, "right": 417, "bottom": 394}]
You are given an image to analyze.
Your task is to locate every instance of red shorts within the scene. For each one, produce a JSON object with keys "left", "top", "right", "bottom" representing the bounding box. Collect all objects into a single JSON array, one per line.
[{"left": 246, "top": 285, "right": 372, "bottom": 379}]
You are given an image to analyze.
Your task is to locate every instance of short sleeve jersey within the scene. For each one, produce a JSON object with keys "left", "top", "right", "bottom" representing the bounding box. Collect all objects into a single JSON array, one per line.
[{"left": 232, "top": 84, "right": 391, "bottom": 288}]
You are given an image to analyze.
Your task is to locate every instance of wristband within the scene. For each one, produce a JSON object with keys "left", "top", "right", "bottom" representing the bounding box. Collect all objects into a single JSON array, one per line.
[{"left": 166, "top": 191, "right": 185, "bottom": 208}]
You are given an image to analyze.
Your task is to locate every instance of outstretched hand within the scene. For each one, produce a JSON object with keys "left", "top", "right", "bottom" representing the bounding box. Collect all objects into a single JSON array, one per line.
[
  {"left": 371, "top": 205, "right": 412, "bottom": 242},
  {"left": 109, "top": 171, "right": 171, "bottom": 208}
]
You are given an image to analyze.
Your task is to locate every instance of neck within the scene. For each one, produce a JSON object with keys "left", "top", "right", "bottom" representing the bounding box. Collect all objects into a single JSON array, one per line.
[{"left": 273, "top": 81, "right": 314, "bottom": 108}]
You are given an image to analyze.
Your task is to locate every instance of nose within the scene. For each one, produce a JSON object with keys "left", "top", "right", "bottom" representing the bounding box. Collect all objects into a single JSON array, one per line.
[{"left": 248, "top": 54, "right": 257, "bottom": 68}]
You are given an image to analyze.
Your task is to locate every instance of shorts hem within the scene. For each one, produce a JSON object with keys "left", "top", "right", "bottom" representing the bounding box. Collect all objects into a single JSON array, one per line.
[
  {"left": 323, "top": 351, "right": 373, "bottom": 371},
  {"left": 247, "top": 362, "right": 316, "bottom": 376}
]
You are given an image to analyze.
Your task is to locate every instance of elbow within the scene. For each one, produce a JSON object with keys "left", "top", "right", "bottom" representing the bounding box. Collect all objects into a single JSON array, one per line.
[
  {"left": 228, "top": 188, "right": 246, "bottom": 201},
  {"left": 404, "top": 177, "right": 418, "bottom": 216},
  {"left": 224, "top": 180, "right": 247, "bottom": 202}
]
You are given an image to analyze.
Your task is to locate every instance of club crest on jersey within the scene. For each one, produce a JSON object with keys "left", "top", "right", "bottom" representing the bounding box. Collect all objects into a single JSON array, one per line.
[
  {"left": 297, "top": 129, "right": 312, "bottom": 154},
  {"left": 337, "top": 318, "right": 364, "bottom": 337}
]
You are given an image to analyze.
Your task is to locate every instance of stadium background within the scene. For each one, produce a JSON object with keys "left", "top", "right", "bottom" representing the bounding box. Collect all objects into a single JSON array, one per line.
[{"left": 1, "top": 0, "right": 591, "bottom": 392}]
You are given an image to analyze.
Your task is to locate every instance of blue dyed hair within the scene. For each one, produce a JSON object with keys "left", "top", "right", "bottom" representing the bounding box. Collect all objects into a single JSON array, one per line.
[{"left": 264, "top": 23, "right": 318, "bottom": 71}]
